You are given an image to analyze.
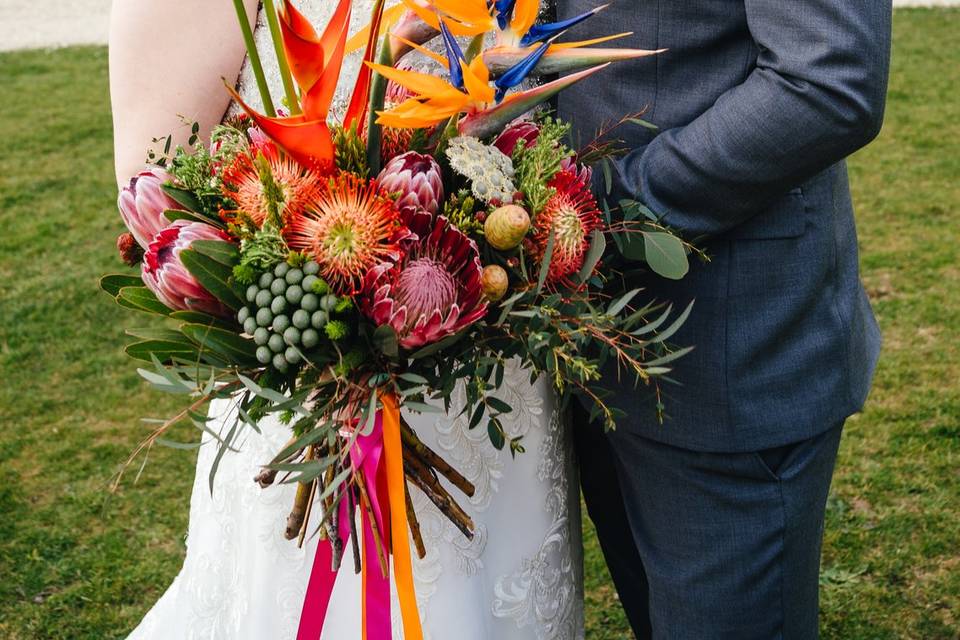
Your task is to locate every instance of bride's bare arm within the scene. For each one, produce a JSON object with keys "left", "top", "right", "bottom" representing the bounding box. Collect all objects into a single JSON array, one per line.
[{"left": 109, "top": 0, "right": 259, "bottom": 187}]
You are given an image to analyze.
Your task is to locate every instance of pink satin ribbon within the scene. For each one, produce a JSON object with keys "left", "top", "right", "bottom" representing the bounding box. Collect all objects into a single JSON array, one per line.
[{"left": 297, "top": 414, "right": 391, "bottom": 640}]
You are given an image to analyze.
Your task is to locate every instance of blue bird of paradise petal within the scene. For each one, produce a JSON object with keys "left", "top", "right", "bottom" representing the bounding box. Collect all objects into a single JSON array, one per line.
[
  {"left": 494, "top": 39, "right": 551, "bottom": 102},
  {"left": 438, "top": 18, "right": 466, "bottom": 90},
  {"left": 494, "top": 0, "right": 516, "bottom": 31},
  {"left": 518, "top": 5, "right": 606, "bottom": 47}
]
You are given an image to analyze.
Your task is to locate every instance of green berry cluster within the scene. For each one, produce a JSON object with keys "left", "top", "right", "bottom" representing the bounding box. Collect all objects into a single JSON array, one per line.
[{"left": 237, "top": 260, "right": 350, "bottom": 372}]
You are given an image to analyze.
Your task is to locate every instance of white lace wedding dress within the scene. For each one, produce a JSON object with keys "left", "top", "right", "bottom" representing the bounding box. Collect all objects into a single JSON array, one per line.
[{"left": 126, "top": 2, "right": 583, "bottom": 639}]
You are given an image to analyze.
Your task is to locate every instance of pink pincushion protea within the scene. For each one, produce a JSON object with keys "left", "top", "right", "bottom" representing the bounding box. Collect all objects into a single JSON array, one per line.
[
  {"left": 363, "top": 214, "right": 488, "bottom": 350},
  {"left": 529, "top": 162, "right": 604, "bottom": 287},
  {"left": 220, "top": 137, "right": 323, "bottom": 226},
  {"left": 141, "top": 220, "right": 231, "bottom": 316},
  {"left": 118, "top": 166, "right": 180, "bottom": 249},
  {"left": 377, "top": 151, "right": 444, "bottom": 215},
  {"left": 286, "top": 173, "right": 410, "bottom": 295}
]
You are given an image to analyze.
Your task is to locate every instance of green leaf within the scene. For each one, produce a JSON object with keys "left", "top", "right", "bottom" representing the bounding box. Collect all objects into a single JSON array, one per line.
[
  {"left": 487, "top": 418, "right": 505, "bottom": 450},
  {"left": 124, "top": 339, "right": 201, "bottom": 363},
  {"left": 576, "top": 230, "right": 606, "bottom": 285},
  {"left": 397, "top": 372, "right": 428, "bottom": 385},
  {"left": 485, "top": 396, "right": 512, "bottom": 415},
  {"left": 403, "top": 401, "right": 444, "bottom": 414},
  {"left": 607, "top": 288, "right": 642, "bottom": 317},
  {"left": 116, "top": 286, "right": 171, "bottom": 316},
  {"left": 536, "top": 230, "right": 556, "bottom": 295},
  {"left": 373, "top": 324, "right": 399, "bottom": 358},
  {"left": 179, "top": 248, "right": 244, "bottom": 310},
  {"left": 626, "top": 117, "right": 659, "bottom": 131},
  {"left": 162, "top": 184, "right": 203, "bottom": 213},
  {"left": 190, "top": 240, "right": 240, "bottom": 265},
  {"left": 181, "top": 323, "right": 258, "bottom": 365},
  {"left": 163, "top": 208, "right": 218, "bottom": 226},
  {"left": 649, "top": 300, "right": 694, "bottom": 344},
  {"left": 100, "top": 274, "right": 142, "bottom": 297},
  {"left": 643, "top": 345, "right": 695, "bottom": 368},
  {"left": 126, "top": 327, "right": 191, "bottom": 342},
  {"left": 642, "top": 231, "right": 689, "bottom": 280},
  {"left": 468, "top": 402, "right": 486, "bottom": 430},
  {"left": 408, "top": 330, "right": 468, "bottom": 359},
  {"left": 156, "top": 437, "right": 203, "bottom": 450},
  {"left": 170, "top": 310, "right": 235, "bottom": 330}
]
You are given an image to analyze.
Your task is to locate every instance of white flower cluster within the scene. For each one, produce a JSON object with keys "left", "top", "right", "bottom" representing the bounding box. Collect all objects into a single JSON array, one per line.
[{"left": 445, "top": 136, "right": 516, "bottom": 204}]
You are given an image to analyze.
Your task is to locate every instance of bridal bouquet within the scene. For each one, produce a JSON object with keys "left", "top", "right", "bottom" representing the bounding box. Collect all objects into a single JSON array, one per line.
[{"left": 103, "top": 0, "right": 691, "bottom": 637}]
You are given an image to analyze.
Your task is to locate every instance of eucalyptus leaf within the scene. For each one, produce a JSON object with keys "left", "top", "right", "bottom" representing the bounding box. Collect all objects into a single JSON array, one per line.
[
  {"left": 156, "top": 437, "right": 203, "bottom": 450},
  {"left": 649, "top": 300, "right": 694, "bottom": 344},
  {"left": 403, "top": 401, "right": 444, "bottom": 414},
  {"left": 536, "top": 230, "right": 556, "bottom": 295},
  {"left": 643, "top": 231, "right": 689, "bottom": 280},
  {"left": 576, "top": 230, "right": 606, "bottom": 285}
]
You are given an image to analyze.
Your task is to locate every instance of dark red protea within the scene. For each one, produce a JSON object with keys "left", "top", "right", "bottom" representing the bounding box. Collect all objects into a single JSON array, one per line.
[
  {"left": 493, "top": 119, "right": 541, "bottom": 156},
  {"left": 363, "top": 214, "right": 488, "bottom": 350},
  {"left": 377, "top": 151, "right": 444, "bottom": 215},
  {"left": 141, "top": 221, "right": 232, "bottom": 316},
  {"left": 220, "top": 137, "right": 324, "bottom": 227},
  {"left": 529, "top": 161, "right": 604, "bottom": 287},
  {"left": 286, "top": 173, "right": 411, "bottom": 295},
  {"left": 117, "top": 232, "right": 143, "bottom": 266}
]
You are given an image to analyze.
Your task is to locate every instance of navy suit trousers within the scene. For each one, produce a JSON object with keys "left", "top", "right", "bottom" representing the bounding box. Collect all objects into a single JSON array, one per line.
[{"left": 575, "top": 408, "right": 843, "bottom": 639}]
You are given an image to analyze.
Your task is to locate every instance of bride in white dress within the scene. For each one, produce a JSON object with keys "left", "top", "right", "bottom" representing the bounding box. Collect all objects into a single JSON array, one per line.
[{"left": 111, "top": 1, "right": 583, "bottom": 639}]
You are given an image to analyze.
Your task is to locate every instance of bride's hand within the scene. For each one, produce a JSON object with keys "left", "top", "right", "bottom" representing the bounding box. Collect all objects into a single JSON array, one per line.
[{"left": 108, "top": 0, "right": 260, "bottom": 187}]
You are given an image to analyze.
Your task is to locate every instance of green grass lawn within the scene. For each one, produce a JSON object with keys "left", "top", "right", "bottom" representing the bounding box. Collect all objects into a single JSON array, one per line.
[{"left": 1, "top": 9, "right": 957, "bottom": 639}]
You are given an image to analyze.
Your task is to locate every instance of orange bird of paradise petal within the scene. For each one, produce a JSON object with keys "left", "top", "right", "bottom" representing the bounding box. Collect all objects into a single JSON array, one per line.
[
  {"left": 228, "top": 0, "right": 358, "bottom": 171},
  {"left": 368, "top": 54, "right": 497, "bottom": 129}
]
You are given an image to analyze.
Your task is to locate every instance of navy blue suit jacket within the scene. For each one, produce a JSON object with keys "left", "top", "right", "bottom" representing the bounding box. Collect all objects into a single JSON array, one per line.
[{"left": 558, "top": 0, "right": 891, "bottom": 451}]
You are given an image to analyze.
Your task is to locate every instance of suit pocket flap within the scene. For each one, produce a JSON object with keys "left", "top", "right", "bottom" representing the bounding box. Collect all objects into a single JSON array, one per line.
[{"left": 725, "top": 190, "right": 808, "bottom": 240}]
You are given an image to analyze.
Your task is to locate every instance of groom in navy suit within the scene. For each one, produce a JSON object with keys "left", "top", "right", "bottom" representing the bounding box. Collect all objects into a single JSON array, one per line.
[{"left": 559, "top": 0, "right": 891, "bottom": 637}]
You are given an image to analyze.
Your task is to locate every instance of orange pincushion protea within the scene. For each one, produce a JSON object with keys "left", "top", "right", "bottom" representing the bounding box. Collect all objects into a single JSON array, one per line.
[
  {"left": 221, "top": 137, "right": 323, "bottom": 226},
  {"left": 529, "top": 162, "right": 603, "bottom": 287},
  {"left": 286, "top": 173, "right": 411, "bottom": 294}
]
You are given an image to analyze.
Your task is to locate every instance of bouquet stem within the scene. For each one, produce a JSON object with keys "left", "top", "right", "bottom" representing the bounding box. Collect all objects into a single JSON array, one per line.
[
  {"left": 400, "top": 420, "right": 475, "bottom": 498},
  {"left": 365, "top": 40, "right": 394, "bottom": 174},
  {"left": 404, "top": 478, "right": 427, "bottom": 560},
  {"left": 231, "top": 0, "right": 276, "bottom": 116},
  {"left": 404, "top": 451, "right": 475, "bottom": 540},
  {"left": 261, "top": 0, "right": 301, "bottom": 114},
  {"left": 356, "top": 471, "right": 390, "bottom": 578}
]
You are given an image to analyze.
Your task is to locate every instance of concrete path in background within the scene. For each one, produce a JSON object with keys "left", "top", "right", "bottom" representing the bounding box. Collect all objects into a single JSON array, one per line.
[{"left": 1, "top": 0, "right": 958, "bottom": 52}]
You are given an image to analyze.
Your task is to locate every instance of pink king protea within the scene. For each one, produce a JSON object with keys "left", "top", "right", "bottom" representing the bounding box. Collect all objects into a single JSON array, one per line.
[
  {"left": 363, "top": 214, "right": 488, "bottom": 350},
  {"left": 493, "top": 119, "right": 541, "bottom": 156},
  {"left": 141, "top": 220, "right": 231, "bottom": 316},
  {"left": 118, "top": 166, "right": 180, "bottom": 249},
  {"left": 377, "top": 151, "right": 444, "bottom": 215}
]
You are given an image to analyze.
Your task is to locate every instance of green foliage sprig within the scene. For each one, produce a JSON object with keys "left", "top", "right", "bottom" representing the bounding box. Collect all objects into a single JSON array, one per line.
[
  {"left": 512, "top": 117, "right": 572, "bottom": 216},
  {"left": 333, "top": 123, "right": 369, "bottom": 178}
]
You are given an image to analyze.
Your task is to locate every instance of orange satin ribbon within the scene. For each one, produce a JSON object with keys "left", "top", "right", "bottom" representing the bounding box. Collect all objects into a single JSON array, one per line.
[{"left": 381, "top": 392, "right": 424, "bottom": 640}]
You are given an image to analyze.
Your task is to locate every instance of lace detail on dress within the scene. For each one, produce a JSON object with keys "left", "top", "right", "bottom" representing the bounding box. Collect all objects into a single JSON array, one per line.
[{"left": 492, "top": 396, "right": 584, "bottom": 640}]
